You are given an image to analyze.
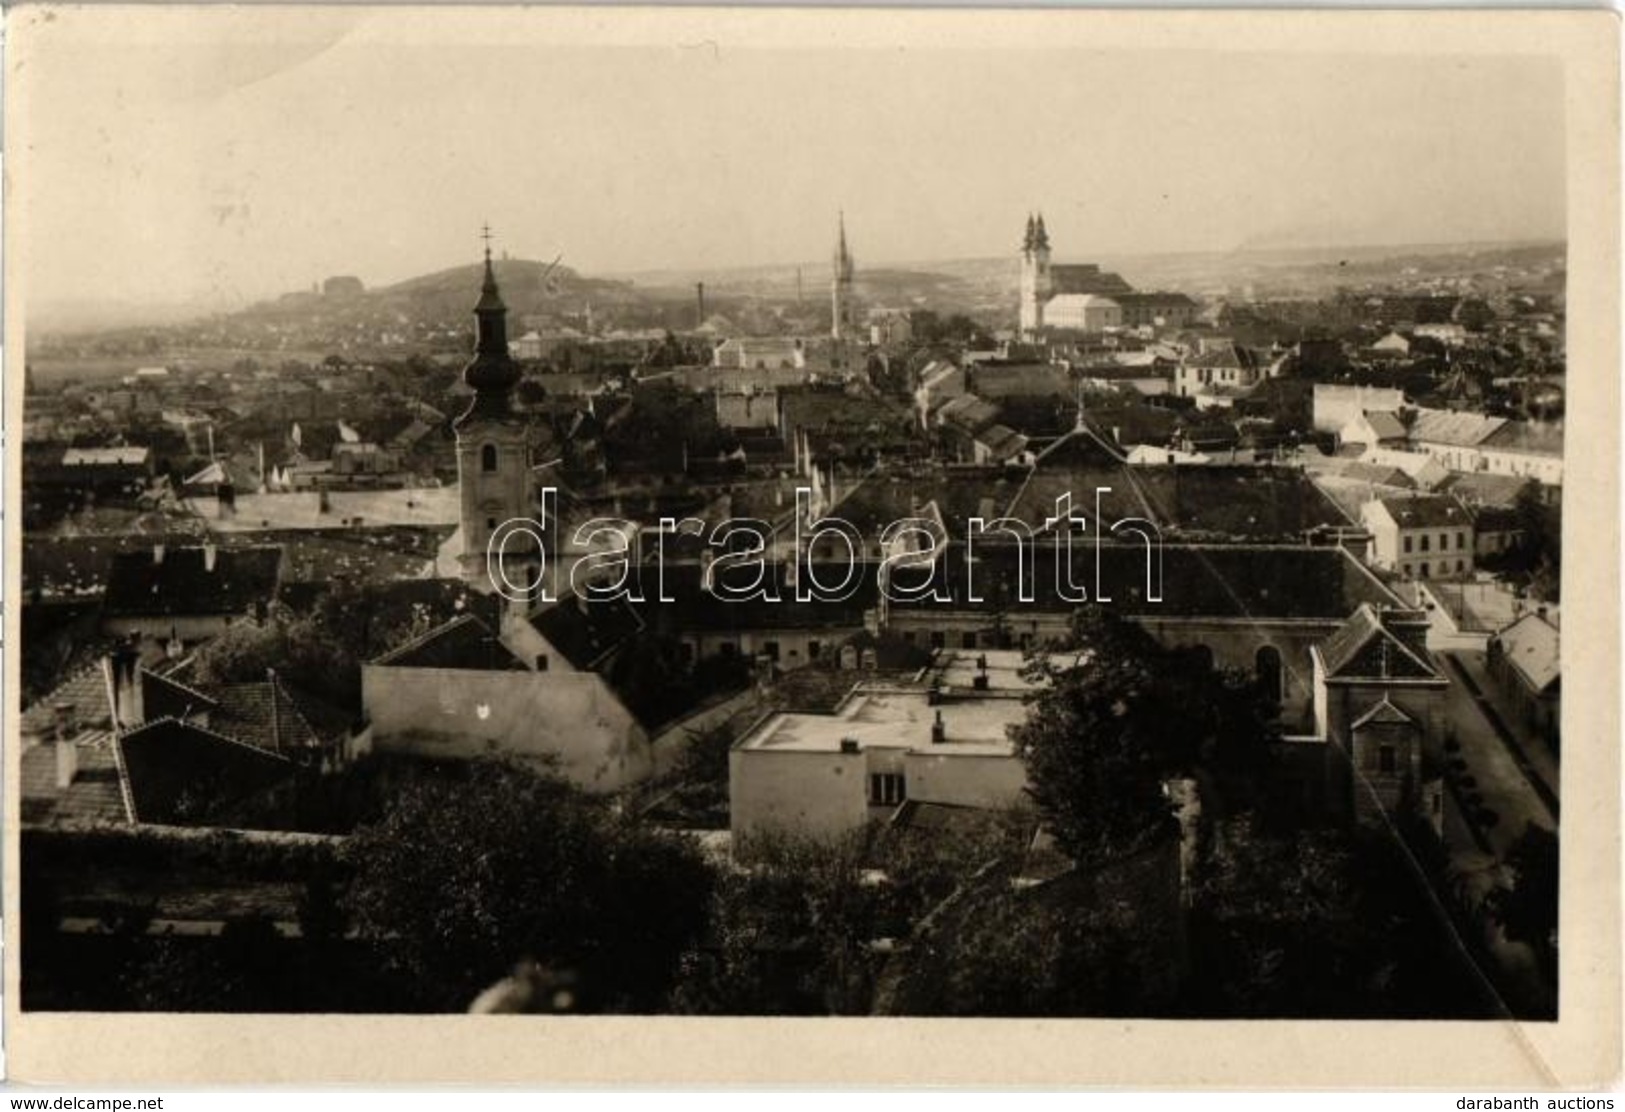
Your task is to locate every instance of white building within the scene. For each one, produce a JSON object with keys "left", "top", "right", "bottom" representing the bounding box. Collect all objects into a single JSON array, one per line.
[
  {"left": 1359, "top": 494, "right": 1476, "bottom": 580},
  {"left": 729, "top": 650, "right": 1034, "bottom": 850}
]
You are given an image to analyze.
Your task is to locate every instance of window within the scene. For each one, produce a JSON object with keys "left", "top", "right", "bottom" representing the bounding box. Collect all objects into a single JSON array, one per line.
[
  {"left": 961, "top": 632, "right": 978, "bottom": 649},
  {"left": 1420, "top": 562, "right": 1430, "bottom": 578},
  {"left": 1378, "top": 745, "right": 1397, "bottom": 774},
  {"left": 1419, "top": 534, "right": 1430, "bottom": 553},
  {"left": 1403, "top": 536, "right": 1412, "bottom": 554},
  {"left": 1256, "top": 646, "right": 1283, "bottom": 704},
  {"left": 1456, "top": 559, "right": 1465, "bottom": 573},
  {"left": 763, "top": 641, "right": 780, "bottom": 662},
  {"left": 1440, "top": 532, "right": 1451, "bottom": 551},
  {"left": 808, "top": 640, "right": 822, "bottom": 661},
  {"left": 929, "top": 631, "right": 946, "bottom": 650},
  {"left": 486, "top": 517, "right": 497, "bottom": 531},
  {"left": 1458, "top": 531, "right": 1466, "bottom": 549},
  {"left": 869, "top": 773, "right": 906, "bottom": 806},
  {"left": 481, "top": 444, "right": 498, "bottom": 472}
]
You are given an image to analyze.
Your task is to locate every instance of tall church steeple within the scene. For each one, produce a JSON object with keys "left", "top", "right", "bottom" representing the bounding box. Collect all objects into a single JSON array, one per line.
[
  {"left": 831, "top": 211, "right": 855, "bottom": 344},
  {"left": 1019, "top": 210, "right": 1053, "bottom": 339},
  {"left": 454, "top": 227, "right": 533, "bottom": 587},
  {"left": 457, "top": 229, "right": 521, "bottom": 427}
]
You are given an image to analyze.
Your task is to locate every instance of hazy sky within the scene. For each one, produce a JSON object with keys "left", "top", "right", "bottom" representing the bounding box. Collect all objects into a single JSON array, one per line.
[{"left": 13, "top": 9, "right": 1567, "bottom": 312}]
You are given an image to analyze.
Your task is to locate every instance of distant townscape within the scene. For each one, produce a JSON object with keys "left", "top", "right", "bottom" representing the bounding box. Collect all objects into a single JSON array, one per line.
[{"left": 19, "top": 213, "right": 1562, "bottom": 1019}]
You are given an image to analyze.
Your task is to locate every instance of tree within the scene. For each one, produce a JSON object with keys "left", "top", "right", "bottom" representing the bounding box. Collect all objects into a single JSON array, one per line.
[
  {"left": 1012, "top": 610, "right": 1279, "bottom": 864},
  {"left": 192, "top": 604, "right": 363, "bottom": 710},
  {"left": 1011, "top": 610, "right": 1195, "bottom": 864},
  {"left": 343, "top": 760, "right": 713, "bottom": 1012},
  {"left": 1486, "top": 823, "right": 1558, "bottom": 964}
]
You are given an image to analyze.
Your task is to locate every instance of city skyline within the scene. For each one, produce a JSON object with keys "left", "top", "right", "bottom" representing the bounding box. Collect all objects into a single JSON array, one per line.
[{"left": 13, "top": 8, "right": 1566, "bottom": 315}]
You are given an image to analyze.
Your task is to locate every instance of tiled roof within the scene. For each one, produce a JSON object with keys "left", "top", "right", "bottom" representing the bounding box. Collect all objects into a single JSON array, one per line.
[
  {"left": 1495, "top": 611, "right": 1560, "bottom": 694},
  {"left": 531, "top": 594, "right": 645, "bottom": 671},
  {"left": 103, "top": 545, "right": 282, "bottom": 618},
  {"left": 372, "top": 612, "right": 529, "bottom": 671},
  {"left": 1410, "top": 408, "right": 1506, "bottom": 448},
  {"left": 19, "top": 664, "right": 114, "bottom": 739},
  {"left": 1360, "top": 411, "right": 1408, "bottom": 441},
  {"left": 19, "top": 731, "right": 130, "bottom": 826},
  {"left": 1318, "top": 604, "right": 1440, "bottom": 681},
  {"left": 1376, "top": 494, "right": 1472, "bottom": 531},
  {"left": 1440, "top": 472, "right": 1534, "bottom": 510}
]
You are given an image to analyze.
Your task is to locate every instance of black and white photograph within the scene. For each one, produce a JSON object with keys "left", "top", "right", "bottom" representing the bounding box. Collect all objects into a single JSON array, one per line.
[{"left": 3, "top": 4, "right": 1618, "bottom": 1090}]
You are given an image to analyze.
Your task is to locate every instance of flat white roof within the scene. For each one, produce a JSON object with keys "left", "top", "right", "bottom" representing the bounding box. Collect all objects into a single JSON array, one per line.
[{"left": 738, "top": 650, "right": 1038, "bottom": 757}]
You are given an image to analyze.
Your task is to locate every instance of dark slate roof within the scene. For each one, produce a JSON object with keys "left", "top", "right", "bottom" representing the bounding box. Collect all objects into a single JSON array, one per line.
[
  {"left": 530, "top": 594, "right": 645, "bottom": 671},
  {"left": 103, "top": 545, "right": 282, "bottom": 618},
  {"left": 887, "top": 542, "right": 1398, "bottom": 620},
  {"left": 1318, "top": 604, "right": 1441, "bottom": 680},
  {"left": 117, "top": 718, "right": 296, "bottom": 825},
  {"left": 141, "top": 668, "right": 220, "bottom": 723},
  {"left": 1049, "top": 264, "right": 1135, "bottom": 297},
  {"left": 372, "top": 612, "right": 529, "bottom": 671}
]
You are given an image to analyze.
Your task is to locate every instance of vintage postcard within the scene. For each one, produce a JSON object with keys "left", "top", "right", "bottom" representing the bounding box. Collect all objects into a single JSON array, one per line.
[{"left": 3, "top": 4, "right": 1618, "bottom": 1088}]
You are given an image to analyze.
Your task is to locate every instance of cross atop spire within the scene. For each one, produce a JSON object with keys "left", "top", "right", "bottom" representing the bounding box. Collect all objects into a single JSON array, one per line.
[{"left": 481, "top": 222, "right": 494, "bottom": 261}]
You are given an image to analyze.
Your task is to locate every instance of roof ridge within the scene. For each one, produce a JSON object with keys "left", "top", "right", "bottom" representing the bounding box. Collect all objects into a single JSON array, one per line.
[
  {"left": 371, "top": 610, "right": 485, "bottom": 665},
  {"left": 121, "top": 714, "right": 296, "bottom": 764}
]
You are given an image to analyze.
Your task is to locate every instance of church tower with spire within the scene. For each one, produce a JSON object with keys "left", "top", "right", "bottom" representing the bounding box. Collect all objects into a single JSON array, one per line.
[
  {"left": 1019, "top": 211, "right": 1052, "bottom": 338},
  {"left": 831, "top": 212, "right": 855, "bottom": 344},
  {"left": 455, "top": 230, "right": 533, "bottom": 587}
]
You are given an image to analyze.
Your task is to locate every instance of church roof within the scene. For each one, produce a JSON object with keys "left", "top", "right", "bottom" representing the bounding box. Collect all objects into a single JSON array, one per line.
[
  {"left": 1048, "top": 264, "right": 1134, "bottom": 297},
  {"left": 1317, "top": 604, "right": 1441, "bottom": 682}
]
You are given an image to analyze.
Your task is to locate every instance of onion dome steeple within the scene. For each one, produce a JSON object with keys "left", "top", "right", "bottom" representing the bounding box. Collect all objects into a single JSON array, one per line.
[{"left": 456, "top": 226, "right": 522, "bottom": 427}]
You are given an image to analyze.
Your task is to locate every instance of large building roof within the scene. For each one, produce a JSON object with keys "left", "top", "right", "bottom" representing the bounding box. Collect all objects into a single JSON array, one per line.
[
  {"left": 1410, "top": 408, "right": 1507, "bottom": 448},
  {"left": 103, "top": 545, "right": 283, "bottom": 619},
  {"left": 1048, "top": 263, "right": 1135, "bottom": 297}
]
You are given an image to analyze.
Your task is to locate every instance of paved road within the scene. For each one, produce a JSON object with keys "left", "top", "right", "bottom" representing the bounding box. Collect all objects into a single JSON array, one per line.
[{"left": 1438, "top": 653, "right": 1556, "bottom": 857}]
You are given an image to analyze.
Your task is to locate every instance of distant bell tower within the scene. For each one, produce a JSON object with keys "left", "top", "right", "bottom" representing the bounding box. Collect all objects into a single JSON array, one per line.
[
  {"left": 1019, "top": 211, "right": 1052, "bottom": 338},
  {"left": 831, "top": 211, "right": 855, "bottom": 343},
  {"left": 455, "top": 228, "right": 533, "bottom": 589}
]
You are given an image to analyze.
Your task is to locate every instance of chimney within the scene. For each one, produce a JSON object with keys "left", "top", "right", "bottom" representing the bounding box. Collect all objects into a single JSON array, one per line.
[
  {"left": 931, "top": 710, "right": 946, "bottom": 745},
  {"left": 696, "top": 282, "right": 707, "bottom": 326},
  {"left": 55, "top": 733, "right": 78, "bottom": 790},
  {"left": 152, "top": 543, "right": 166, "bottom": 565},
  {"left": 106, "top": 645, "right": 144, "bottom": 730},
  {"left": 204, "top": 543, "right": 218, "bottom": 573}
]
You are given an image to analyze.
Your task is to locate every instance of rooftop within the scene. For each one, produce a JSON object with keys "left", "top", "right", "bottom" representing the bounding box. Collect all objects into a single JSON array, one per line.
[{"left": 737, "top": 650, "right": 1031, "bottom": 757}]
